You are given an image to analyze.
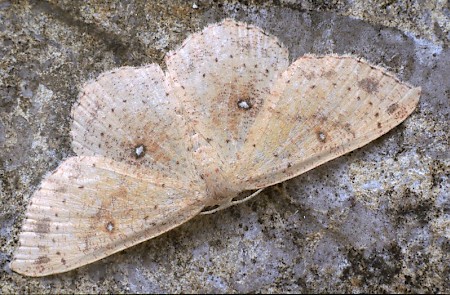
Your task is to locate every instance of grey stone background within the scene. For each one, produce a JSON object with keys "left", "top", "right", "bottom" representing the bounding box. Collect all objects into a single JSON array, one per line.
[{"left": 0, "top": 0, "right": 448, "bottom": 293}]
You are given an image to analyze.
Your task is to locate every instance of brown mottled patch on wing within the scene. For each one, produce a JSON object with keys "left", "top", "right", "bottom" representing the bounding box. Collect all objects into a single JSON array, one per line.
[
  {"left": 35, "top": 256, "right": 50, "bottom": 265},
  {"left": 34, "top": 217, "right": 51, "bottom": 234},
  {"left": 358, "top": 77, "right": 379, "bottom": 94},
  {"left": 387, "top": 103, "right": 399, "bottom": 114}
]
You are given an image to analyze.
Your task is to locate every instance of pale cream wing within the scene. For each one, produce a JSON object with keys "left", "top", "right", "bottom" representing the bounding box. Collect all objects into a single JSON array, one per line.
[
  {"left": 236, "top": 55, "right": 421, "bottom": 189},
  {"left": 71, "top": 64, "right": 198, "bottom": 182},
  {"left": 165, "top": 19, "right": 289, "bottom": 172},
  {"left": 11, "top": 156, "right": 206, "bottom": 277}
]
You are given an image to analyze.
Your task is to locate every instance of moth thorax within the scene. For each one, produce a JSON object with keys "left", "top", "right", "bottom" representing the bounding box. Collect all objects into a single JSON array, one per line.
[
  {"left": 199, "top": 165, "right": 240, "bottom": 206},
  {"left": 193, "top": 145, "right": 240, "bottom": 206}
]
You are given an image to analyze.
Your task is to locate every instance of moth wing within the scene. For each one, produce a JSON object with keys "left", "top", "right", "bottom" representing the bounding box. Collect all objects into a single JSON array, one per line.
[
  {"left": 165, "top": 19, "right": 289, "bottom": 173},
  {"left": 71, "top": 64, "right": 198, "bottom": 182},
  {"left": 236, "top": 55, "right": 421, "bottom": 189},
  {"left": 11, "top": 156, "right": 206, "bottom": 277}
]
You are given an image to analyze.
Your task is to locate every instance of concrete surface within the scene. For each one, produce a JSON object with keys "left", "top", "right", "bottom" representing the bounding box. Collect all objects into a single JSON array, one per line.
[{"left": 0, "top": 0, "right": 448, "bottom": 293}]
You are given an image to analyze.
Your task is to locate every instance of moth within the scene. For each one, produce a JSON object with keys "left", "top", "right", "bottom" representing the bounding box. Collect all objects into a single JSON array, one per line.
[{"left": 11, "top": 19, "right": 420, "bottom": 276}]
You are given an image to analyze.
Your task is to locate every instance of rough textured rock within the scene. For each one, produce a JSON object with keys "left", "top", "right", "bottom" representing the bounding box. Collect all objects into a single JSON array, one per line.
[{"left": 0, "top": 0, "right": 448, "bottom": 293}]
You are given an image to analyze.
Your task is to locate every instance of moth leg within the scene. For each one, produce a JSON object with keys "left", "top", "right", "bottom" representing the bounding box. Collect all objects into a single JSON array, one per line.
[
  {"left": 230, "top": 188, "right": 264, "bottom": 206},
  {"left": 200, "top": 188, "right": 264, "bottom": 215}
]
